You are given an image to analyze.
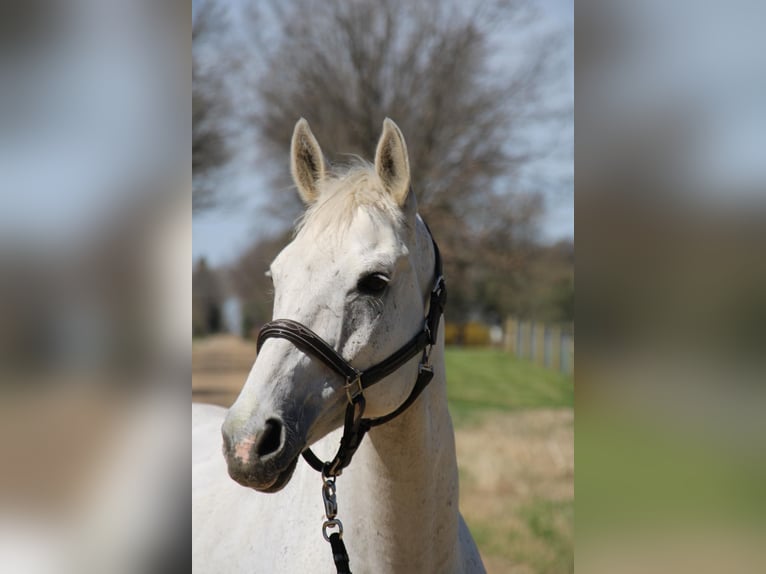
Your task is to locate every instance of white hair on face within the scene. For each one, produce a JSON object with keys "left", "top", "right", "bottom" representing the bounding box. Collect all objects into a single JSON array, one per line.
[{"left": 294, "top": 160, "right": 404, "bottom": 242}]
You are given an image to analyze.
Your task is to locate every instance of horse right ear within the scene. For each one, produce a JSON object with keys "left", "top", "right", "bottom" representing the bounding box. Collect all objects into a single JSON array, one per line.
[
  {"left": 290, "top": 118, "right": 326, "bottom": 204},
  {"left": 375, "top": 118, "right": 411, "bottom": 207}
]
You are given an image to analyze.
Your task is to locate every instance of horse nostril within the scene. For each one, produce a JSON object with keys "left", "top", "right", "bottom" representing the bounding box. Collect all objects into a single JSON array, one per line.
[{"left": 256, "top": 418, "right": 283, "bottom": 458}]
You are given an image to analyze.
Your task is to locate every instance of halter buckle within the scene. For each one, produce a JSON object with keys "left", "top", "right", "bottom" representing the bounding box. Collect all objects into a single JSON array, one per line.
[
  {"left": 344, "top": 373, "right": 363, "bottom": 405},
  {"left": 432, "top": 275, "right": 445, "bottom": 295},
  {"left": 432, "top": 276, "right": 446, "bottom": 308}
]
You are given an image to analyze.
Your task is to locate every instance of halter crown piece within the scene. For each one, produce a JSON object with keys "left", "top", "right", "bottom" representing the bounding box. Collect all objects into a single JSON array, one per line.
[{"left": 255, "top": 220, "right": 446, "bottom": 574}]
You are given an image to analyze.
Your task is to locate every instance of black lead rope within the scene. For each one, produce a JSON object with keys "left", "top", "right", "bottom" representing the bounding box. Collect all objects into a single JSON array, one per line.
[
  {"left": 256, "top": 222, "right": 446, "bottom": 574},
  {"left": 329, "top": 533, "right": 351, "bottom": 574}
]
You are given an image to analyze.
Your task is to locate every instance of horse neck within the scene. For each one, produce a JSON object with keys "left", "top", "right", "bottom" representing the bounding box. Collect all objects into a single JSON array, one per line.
[{"left": 344, "top": 339, "right": 461, "bottom": 572}]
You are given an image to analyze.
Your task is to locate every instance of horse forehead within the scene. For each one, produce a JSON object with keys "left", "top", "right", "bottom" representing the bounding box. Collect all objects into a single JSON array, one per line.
[
  {"left": 286, "top": 211, "right": 402, "bottom": 269},
  {"left": 344, "top": 211, "right": 402, "bottom": 257}
]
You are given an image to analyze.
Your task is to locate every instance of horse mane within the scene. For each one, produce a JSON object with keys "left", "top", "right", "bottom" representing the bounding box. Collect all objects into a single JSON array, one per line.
[{"left": 295, "top": 159, "right": 404, "bottom": 240}]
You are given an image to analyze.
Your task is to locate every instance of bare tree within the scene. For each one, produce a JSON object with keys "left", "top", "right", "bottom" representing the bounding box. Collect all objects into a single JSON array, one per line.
[
  {"left": 193, "top": 257, "right": 224, "bottom": 336},
  {"left": 227, "top": 231, "right": 292, "bottom": 336},
  {"left": 192, "top": 0, "right": 231, "bottom": 213},
  {"left": 233, "top": 0, "right": 570, "bottom": 321}
]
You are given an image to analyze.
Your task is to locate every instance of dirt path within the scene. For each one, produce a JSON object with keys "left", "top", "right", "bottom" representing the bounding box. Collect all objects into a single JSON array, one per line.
[{"left": 192, "top": 335, "right": 255, "bottom": 406}]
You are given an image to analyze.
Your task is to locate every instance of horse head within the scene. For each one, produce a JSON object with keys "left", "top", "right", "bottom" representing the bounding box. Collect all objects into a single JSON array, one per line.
[{"left": 221, "top": 118, "right": 436, "bottom": 492}]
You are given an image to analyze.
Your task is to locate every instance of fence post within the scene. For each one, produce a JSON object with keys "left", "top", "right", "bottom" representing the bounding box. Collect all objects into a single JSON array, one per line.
[
  {"left": 550, "top": 325, "right": 562, "bottom": 371},
  {"left": 505, "top": 317, "right": 518, "bottom": 355},
  {"left": 534, "top": 322, "right": 546, "bottom": 366},
  {"left": 520, "top": 321, "right": 532, "bottom": 360},
  {"left": 506, "top": 317, "right": 573, "bottom": 374}
]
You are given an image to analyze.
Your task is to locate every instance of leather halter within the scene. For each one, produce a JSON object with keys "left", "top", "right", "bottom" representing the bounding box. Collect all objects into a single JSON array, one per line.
[{"left": 256, "top": 222, "right": 446, "bottom": 478}]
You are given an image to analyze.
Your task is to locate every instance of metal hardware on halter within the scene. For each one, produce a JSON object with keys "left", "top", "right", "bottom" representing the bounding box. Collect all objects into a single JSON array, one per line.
[
  {"left": 432, "top": 275, "right": 445, "bottom": 296},
  {"left": 321, "top": 476, "right": 344, "bottom": 541},
  {"left": 426, "top": 275, "right": 446, "bottom": 345},
  {"left": 322, "top": 519, "right": 344, "bottom": 542},
  {"left": 325, "top": 460, "right": 343, "bottom": 479},
  {"left": 322, "top": 477, "right": 338, "bottom": 518},
  {"left": 344, "top": 374, "right": 363, "bottom": 405},
  {"left": 421, "top": 330, "right": 435, "bottom": 368}
]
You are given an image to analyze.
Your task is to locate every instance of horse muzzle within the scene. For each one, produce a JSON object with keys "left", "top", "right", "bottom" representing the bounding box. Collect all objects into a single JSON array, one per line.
[{"left": 221, "top": 416, "right": 302, "bottom": 493}]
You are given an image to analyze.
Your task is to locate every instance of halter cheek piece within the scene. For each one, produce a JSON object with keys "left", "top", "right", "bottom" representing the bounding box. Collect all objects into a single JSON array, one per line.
[{"left": 256, "top": 222, "right": 446, "bottom": 478}]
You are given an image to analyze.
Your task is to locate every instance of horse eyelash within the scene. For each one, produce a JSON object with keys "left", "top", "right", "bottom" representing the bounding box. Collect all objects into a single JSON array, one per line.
[{"left": 369, "top": 297, "right": 385, "bottom": 315}]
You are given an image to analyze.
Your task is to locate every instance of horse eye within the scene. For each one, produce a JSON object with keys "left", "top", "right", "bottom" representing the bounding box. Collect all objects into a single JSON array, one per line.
[{"left": 357, "top": 272, "right": 389, "bottom": 295}]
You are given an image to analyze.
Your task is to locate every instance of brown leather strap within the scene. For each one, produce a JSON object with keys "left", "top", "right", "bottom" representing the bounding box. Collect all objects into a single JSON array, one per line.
[
  {"left": 257, "top": 319, "right": 360, "bottom": 383},
  {"left": 366, "top": 362, "right": 434, "bottom": 427}
]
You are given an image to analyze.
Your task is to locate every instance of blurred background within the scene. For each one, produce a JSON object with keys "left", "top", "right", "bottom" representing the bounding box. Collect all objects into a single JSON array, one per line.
[
  {"left": 192, "top": 0, "right": 573, "bottom": 572},
  {"left": 3, "top": 0, "right": 760, "bottom": 572},
  {"left": 577, "top": 0, "right": 766, "bottom": 572},
  {"left": 0, "top": 1, "right": 188, "bottom": 573}
]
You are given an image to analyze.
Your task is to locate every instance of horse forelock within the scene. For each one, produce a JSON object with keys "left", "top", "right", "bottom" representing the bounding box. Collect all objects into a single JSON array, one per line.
[{"left": 294, "top": 161, "right": 404, "bottom": 242}]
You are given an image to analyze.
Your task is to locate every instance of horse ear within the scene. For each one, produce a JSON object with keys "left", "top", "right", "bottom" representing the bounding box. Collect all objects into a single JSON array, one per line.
[
  {"left": 290, "top": 118, "right": 326, "bottom": 204},
  {"left": 375, "top": 118, "right": 411, "bottom": 207}
]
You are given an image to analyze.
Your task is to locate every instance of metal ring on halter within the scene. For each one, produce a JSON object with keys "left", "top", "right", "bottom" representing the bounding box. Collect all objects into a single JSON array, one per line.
[
  {"left": 344, "top": 374, "right": 363, "bottom": 405},
  {"left": 322, "top": 519, "right": 344, "bottom": 542}
]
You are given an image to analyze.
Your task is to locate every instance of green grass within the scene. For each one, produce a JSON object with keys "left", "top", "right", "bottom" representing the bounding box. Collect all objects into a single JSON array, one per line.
[
  {"left": 465, "top": 499, "right": 574, "bottom": 574},
  {"left": 444, "top": 347, "right": 573, "bottom": 426},
  {"left": 577, "top": 408, "right": 766, "bottom": 535},
  {"left": 444, "top": 347, "right": 574, "bottom": 572},
  {"left": 516, "top": 499, "right": 574, "bottom": 574}
]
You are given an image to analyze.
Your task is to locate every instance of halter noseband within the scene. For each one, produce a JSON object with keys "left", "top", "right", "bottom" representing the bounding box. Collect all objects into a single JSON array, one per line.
[{"left": 256, "top": 222, "right": 446, "bottom": 478}]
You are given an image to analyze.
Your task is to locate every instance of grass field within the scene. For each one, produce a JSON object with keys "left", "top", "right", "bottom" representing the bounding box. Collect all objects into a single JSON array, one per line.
[
  {"left": 192, "top": 338, "right": 573, "bottom": 573},
  {"left": 443, "top": 347, "right": 574, "bottom": 573},
  {"left": 444, "top": 347, "right": 574, "bottom": 427}
]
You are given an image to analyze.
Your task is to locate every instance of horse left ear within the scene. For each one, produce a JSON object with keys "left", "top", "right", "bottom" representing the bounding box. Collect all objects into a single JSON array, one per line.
[{"left": 375, "top": 118, "right": 411, "bottom": 207}]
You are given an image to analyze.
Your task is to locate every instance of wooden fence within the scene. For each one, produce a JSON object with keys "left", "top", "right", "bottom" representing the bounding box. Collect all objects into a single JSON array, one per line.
[{"left": 504, "top": 318, "right": 574, "bottom": 375}]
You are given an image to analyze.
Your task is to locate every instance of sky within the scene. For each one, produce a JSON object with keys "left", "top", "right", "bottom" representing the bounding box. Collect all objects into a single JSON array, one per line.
[
  {"left": 193, "top": 0, "right": 574, "bottom": 267},
  {"left": 0, "top": 1, "right": 184, "bottom": 250}
]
